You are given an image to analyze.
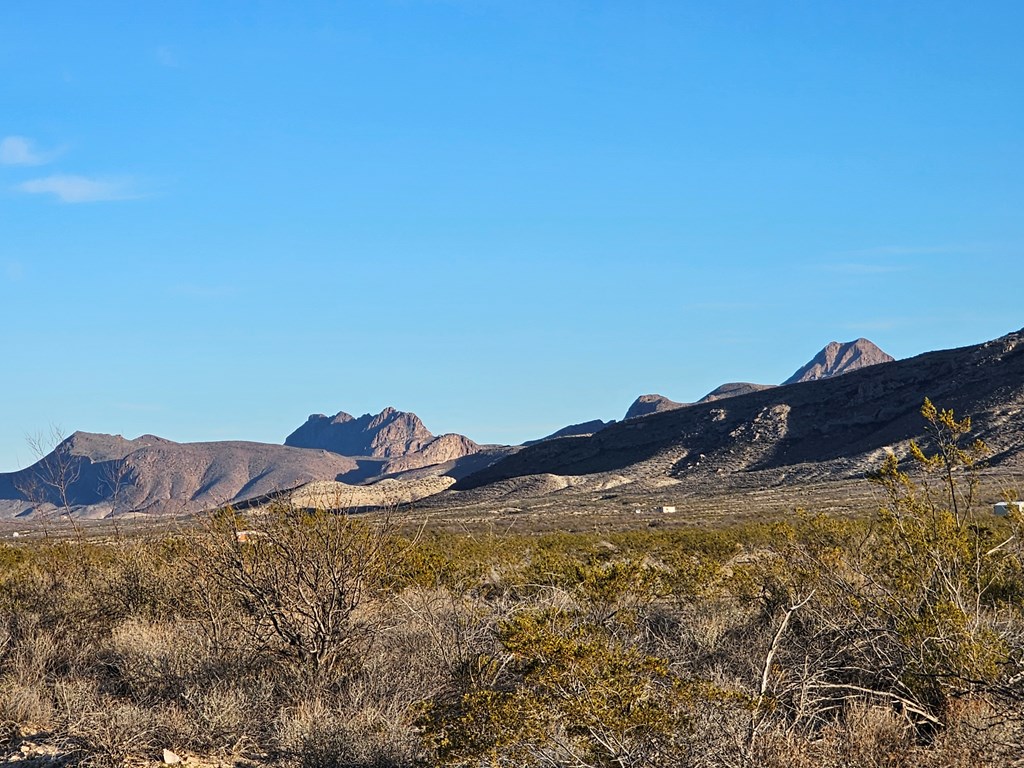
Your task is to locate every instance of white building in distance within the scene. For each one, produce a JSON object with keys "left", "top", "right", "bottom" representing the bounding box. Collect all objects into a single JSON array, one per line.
[{"left": 993, "top": 501, "right": 1024, "bottom": 516}]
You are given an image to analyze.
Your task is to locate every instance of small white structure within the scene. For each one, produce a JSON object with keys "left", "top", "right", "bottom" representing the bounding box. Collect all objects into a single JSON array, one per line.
[
  {"left": 994, "top": 501, "right": 1024, "bottom": 517},
  {"left": 659, "top": 506, "right": 676, "bottom": 514}
]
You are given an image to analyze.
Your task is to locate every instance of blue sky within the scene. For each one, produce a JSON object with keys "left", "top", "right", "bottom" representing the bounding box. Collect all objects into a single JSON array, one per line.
[{"left": 1, "top": 1, "right": 1022, "bottom": 471}]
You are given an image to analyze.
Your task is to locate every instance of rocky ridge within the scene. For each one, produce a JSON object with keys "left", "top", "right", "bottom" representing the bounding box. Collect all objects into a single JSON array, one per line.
[
  {"left": 284, "top": 406, "right": 482, "bottom": 476},
  {"left": 285, "top": 406, "right": 477, "bottom": 459},
  {"left": 452, "top": 329, "right": 1024, "bottom": 496},
  {"left": 620, "top": 339, "right": 893, "bottom": 421}
]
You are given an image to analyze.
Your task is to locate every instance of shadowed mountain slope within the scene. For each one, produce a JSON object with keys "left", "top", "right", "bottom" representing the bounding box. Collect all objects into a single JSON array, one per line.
[{"left": 455, "top": 329, "right": 1024, "bottom": 491}]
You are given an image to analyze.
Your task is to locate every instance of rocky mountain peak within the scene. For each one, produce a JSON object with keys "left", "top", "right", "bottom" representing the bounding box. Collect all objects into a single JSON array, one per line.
[
  {"left": 366, "top": 406, "right": 424, "bottom": 432},
  {"left": 783, "top": 338, "right": 894, "bottom": 385},
  {"left": 285, "top": 407, "right": 476, "bottom": 461}
]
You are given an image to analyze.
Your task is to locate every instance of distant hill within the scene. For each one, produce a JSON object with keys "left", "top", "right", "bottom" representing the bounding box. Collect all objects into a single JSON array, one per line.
[
  {"left": 784, "top": 338, "right": 894, "bottom": 385},
  {"left": 624, "top": 394, "right": 684, "bottom": 420},
  {"left": 524, "top": 419, "right": 614, "bottom": 446},
  {"left": 621, "top": 340, "right": 892, "bottom": 421},
  {"left": 288, "top": 407, "right": 438, "bottom": 455},
  {"left": 454, "top": 328, "right": 1024, "bottom": 493},
  {"left": 697, "top": 382, "right": 776, "bottom": 403},
  {"left": 624, "top": 385, "right": 776, "bottom": 421},
  {"left": 0, "top": 432, "right": 361, "bottom": 519}
]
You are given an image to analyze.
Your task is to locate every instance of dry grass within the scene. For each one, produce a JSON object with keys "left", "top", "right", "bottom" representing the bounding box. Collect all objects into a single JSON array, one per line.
[{"left": 0, "top": 491, "right": 1021, "bottom": 767}]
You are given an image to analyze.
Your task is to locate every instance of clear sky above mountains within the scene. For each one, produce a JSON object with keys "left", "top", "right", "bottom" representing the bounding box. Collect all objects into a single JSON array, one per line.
[{"left": 1, "top": 1, "right": 1022, "bottom": 471}]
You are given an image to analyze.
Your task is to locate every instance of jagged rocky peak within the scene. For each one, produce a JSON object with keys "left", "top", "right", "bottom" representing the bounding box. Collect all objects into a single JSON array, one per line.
[
  {"left": 308, "top": 411, "right": 355, "bottom": 425},
  {"left": 365, "top": 409, "right": 433, "bottom": 457},
  {"left": 624, "top": 394, "right": 684, "bottom": 420},
  {"left": 783, "top": 339, "right": 895, "bottom": 385},
  {"left": 285, "top": 407, "right": 477, "bottom": 460}
]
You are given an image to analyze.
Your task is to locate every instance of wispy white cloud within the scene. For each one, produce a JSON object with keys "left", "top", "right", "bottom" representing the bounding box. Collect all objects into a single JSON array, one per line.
[
  {"left": 686, "top": 301, "right": 777, "bottom": 311},
  {"left": 814, "top": 244, "right": 980, "bottom": 276},
  {"left": 17, "top": 174, "right": 142, "bottom": 203},
  {"left": 840, "top": 319, "right": 903, "bottom": 332},
  {"left": 4, "top": 261, "right": 25, "bottom": 282},
  {"left": 822, "top": 262, "right": 910, "bottom": 275},
  {"left": 155, "top": 45, "right": 179, "bottom": 67},
  {"left": 0, "top": 135, "right": 60, "bottom": 166},
  {"left": 115, "top": 402, "right": 165, "bottom": 413},
  {"left": 169, "top": 283, "right": 239, "bottom": 300},
  {"left": 844, "top": 245, "right": 969, "bottom": 257}
]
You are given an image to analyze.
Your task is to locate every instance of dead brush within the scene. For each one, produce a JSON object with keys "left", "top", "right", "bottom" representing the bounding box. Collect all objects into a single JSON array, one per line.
[
  {"left": 52, "top": 678, "right": 168, "bottom": 766},
  {"left": 276, "top": 697, "right": 413, "bottom": 768}
]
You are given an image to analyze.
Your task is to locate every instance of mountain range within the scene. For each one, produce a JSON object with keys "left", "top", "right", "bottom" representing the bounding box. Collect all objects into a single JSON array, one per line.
[
  {"left": 621, "top": 338, "right": 890, "bottom": 421},
  {"left": 3, "top": 333, "right": 1018, "bottom": 521},
  {"left": 452, "top": 332, "right": 1024, "bottom": 498}
]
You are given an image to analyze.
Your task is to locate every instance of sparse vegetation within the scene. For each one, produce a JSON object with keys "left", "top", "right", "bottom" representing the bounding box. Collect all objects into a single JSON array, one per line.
[{"left": 1, "top": 402, "right": 1022, "bottom": 766}]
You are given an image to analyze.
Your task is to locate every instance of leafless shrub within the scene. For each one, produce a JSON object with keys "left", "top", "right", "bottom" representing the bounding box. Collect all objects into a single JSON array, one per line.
[
  {"left": 184, "top": 502, "right": 402, "bottom": 689},
  {"left": 165, "top": 680, "right": 271, "bottom": 754},
  {"left": 276, "top": 697, "right": 413, "bottom": 768},
  {"left": 396, "top": 586, "right": 506, "bottom": 690},
  {"left": 0, "top": 679, "right": 53, "bottom": 730},
  {"left": 53, "top": 679, "right": 167, "bottom": 767},
  {"left": 925, "top": 697, "right": 1024, "bottom": 768},
  {"left": 98, "top": 615, "right": 281, "bottom": 752}
]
